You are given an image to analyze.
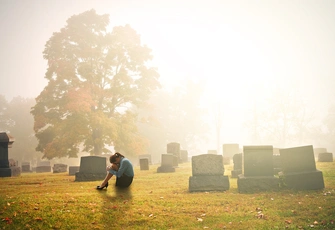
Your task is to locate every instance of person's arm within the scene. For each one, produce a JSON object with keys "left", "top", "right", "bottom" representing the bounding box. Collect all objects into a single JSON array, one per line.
[{"left": 109, "top": 159, "right": 130, "bottom": 177}]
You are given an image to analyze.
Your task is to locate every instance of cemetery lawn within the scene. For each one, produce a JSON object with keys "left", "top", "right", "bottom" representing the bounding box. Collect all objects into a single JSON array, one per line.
[{"left": 1, "top": 162, "right": 335, "bottom": 230}]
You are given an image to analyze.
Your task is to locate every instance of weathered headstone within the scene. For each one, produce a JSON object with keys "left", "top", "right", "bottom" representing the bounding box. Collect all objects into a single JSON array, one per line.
[
  {"left": 313, "top": 148, "right": 327, "bottom": 158},
  {"left": 231, "top": 153, "right": 242, "bottom": 178},
  {"left": 167, "top": 142, "right": 180, "bottom": 165},
  {"left": 139, "top": 158, "right": 149, "bottom": 170},
  {"left": 75, "top": 156, "right": 107, "bottom": 181},
  {"left": 138, "top": 154, "right": 152, "bottom": 165},
  {"left": 157, "top": 154, "right": 175, "bottom": 173},
  {"left": 69, "top": 166, "right": 80, "bottom": 175},
  {"left": 21, "top": 162, "right": 32, "bottom": 173},
  {"left": 279, "top": 145, "right": 325, "bottom": 190},
  {"left": 53, "top": 163, "right": 68, "bottom": 173},
  {"left": 36, "top": 161, "right": 51, "bottom": 173},
  {"left": 180, "top": 150, "right": 188, "bottom": 163},
  {"left": 189, "top": 154, "right": 230, "bottom": 192},
  {"left": 0, "top": 133, "right": 20, "bottom": 177},
  {"left": 237, "top": 146, "right": 279, "bottom": 193},
  {"left": 318, "top": 152, "right": 333, "bottom": 162}
]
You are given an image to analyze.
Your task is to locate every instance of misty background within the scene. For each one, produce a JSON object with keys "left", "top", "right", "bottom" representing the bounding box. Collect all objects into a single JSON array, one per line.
[{"left": 1, "top": 0, "right": 335, "bottom": 164}]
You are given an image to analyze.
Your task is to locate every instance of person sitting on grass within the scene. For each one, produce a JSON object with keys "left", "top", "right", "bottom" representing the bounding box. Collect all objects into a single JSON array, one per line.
[{"left": 96, "top": 152, "right": 134, "bottom": 190}]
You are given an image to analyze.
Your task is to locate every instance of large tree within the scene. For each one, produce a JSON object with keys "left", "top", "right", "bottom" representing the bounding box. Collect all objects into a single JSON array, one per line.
[{"left": 31, "top": 10, "right": 160, "bottom": 159}]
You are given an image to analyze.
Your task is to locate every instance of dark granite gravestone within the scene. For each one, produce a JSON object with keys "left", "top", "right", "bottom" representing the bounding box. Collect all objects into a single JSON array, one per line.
[
  {"left": 157, "top": 154, "right": 175, "bottom": 173},
  {"left": 75, "top": 156, "right": 107, "bottom": 181},
  {"left": 0, "top": 133, "right": 20, "bottom": 177},
  {"left": 180, "top": 150, "right": 188, "bottom": 163},
  {"left": 237, "top": 146, "right": 279, "bottom": 193},
  {"left": 53, "top": 164, "right": 68, "bottom": 173},
  {"left": 139, "top": 158, "right": 149, "bottom": 170},
  {"left": 279, "top": 145, "right": 324, "bottom": 190},
  {"left": 189, "top": 154, "right": 230, "bottom": 192},
  {"left": 138, "top": 154, "right": 152, "bottom": 164},
  {"left": 231, "top": 153, "right": 242, "bottom": 178},
  {"left": 21, "top": 162, "right": 32, "bottom": 173},
  {"left": 69, "top": 166, "right": 80, "bottom": 175},
  {"left": 36, "top": 161, "right": 51, "bottom": 173},
  {"left": 167, "top": 142, "right": 180, "bottom": 165},
  {"left": 318, "top": 152, "right": 333, "bottom": 162}
]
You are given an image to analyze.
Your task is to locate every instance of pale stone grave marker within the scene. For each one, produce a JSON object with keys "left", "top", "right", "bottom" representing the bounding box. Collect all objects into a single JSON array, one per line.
[
  {"left": 36, "top": 161, "right": 51, "bottom": 173},
  {"left": 157, "top": 154, "right": 175, "bottom": 173},
  {"left": 139, "top": 158, "right": 149, "bottom": 170},
  {"left": 167, "top": 142, "right": 180, "bottom": 165},
  {"left": 279, "top": 145, "right": 325, "bottom": 190},
  {"left": 189, "top": 154, "right": 230, "bottom": 192},
  {"left": 318, "top": 152, "right": 333, "bottom": 162},
  {"left": 231, "top": 153, "right": 242, "bottom": 178},
  {"left": 180, "top": 150, "right": 188, "bottom": 163}
]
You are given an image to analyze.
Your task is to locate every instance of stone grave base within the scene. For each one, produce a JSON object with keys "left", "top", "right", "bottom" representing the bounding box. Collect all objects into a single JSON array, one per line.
[
  {"left": 189, "top": 175, "right": 230, "bottom": 192},
  {"left": 75, "top": 172, "right": 106, "bottom": 181},
  {"left": 278, "top": 170, "right": 325, "bottom": 190},
  {"left": 36, "top": 166, "right": 51, "bottom": 173},
  {"left": 231, "top": 169, "right": 242, "bottom": 178},
  {"left": 237, "top": 175, "right": 280, "bottom": 193},
  {"left": 69, "top": 166, "right": 80, "bottom": 175},
  {"left": 157, "top": 165, "right": 175, "bottom": 173},
  {"left": 0, "top": 167, "right": 21, "bottom": 177},
  {"left": 318, "top": 152, "right": 333, "bottom": 162}
]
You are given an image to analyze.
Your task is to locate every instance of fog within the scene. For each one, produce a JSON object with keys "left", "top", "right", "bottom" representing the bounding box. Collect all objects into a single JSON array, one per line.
[{"left": 1, "top": 0, "right": 335, "bottom": 155}]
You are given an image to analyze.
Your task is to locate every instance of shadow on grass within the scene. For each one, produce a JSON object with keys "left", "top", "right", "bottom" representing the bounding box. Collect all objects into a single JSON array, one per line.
[{"left": 96, "top": 184, "right": 133, "bottom": 202}]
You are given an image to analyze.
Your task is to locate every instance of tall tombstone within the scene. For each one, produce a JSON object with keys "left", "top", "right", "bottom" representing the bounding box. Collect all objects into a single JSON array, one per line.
[
  {"left": 231, "top": 153, "right": 242, "bottom": 178},
  {"left": 157, "top": 154, "right": 175, "bottom": 173},
  {"left": 0, "top": 133, "right": 20, "bottom": 177},
  {"left": 189, "top": 154, "right": 230, "bottom": 192},
  {"left": 180, "top": 150, "right": 189, "bottom": 163},
  {"left": 222, "top": 143, "right": 239, "bottom": 165},
  {"left": 237, "top": 146, "right": 279, "bottom": 193},
  {"left": 167, "top": 142, "right": 180, "bottom": 165},
  {"left": 75, "top": 156, "right": 107, "bottom": 181},
  {"left": 279, "top": 145, "right": 325, "bottom": 190}
]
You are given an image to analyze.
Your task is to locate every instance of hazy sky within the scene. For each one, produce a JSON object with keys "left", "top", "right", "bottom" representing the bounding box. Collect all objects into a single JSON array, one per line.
[{"left": 1, "top": 0, "right": 335, "bottom": 146}]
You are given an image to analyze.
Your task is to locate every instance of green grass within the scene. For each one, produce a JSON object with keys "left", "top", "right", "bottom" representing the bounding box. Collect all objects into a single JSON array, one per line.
[{"left": 1, "top": 161, "right": 335, "bottom": 229}]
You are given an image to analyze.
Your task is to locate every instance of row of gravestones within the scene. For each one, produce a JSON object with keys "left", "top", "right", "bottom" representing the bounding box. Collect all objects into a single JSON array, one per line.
[{"left": 189, "top": 145, "right": 328, "bottom": 193}]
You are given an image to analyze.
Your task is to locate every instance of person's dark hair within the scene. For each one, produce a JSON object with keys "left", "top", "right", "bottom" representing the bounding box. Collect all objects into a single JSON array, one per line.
[{"left": 110, "top": 152, "right": 125, "bottom": 163}]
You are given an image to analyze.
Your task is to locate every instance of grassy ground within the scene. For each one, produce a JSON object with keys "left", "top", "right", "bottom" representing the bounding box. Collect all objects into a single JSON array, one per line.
[{"left": 0, "top": 161, "right": 335, "bottom": 230}]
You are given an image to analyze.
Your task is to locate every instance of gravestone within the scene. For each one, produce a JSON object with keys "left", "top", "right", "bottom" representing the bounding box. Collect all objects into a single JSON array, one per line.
[
  {"left": 53, "top": 163, "right": 68, "bottom": 173},
  {"left": 189, "top": 154, "right": 229, "bottom": 192},
  {"left": 180, "top": 150, "right": 188, "bottom": 163},
  {"left": 313, "top": 148, "right": 327, "bottom": 159},
  {"left": 279, "top": 145, "right": 324, "bottom": 190},
  {"left": 237, "top": 146, "right": 279, "bottom": 193},
  {"left": 222, "top": 143, "right": 239, "bottom": 157},
  {"left": 231, "top": 153, "right": 242, "bottom": 178},
  {"left": 157, "top": 154, "right": 175, "bottom": 173},
  {"left": 0, "top": 133, "right": 20, "bottom": 177},
  {"left": 69, "top": 166, "right": 80, "bottom": 175},
  {"left": 21, "top": 162, "right": 32, "bottom": 173},
  {"left": 138, "top": 154, "right": 152, "bottom": 165},
  {"left": 207, "top": 150, "right": 217, "bottom": 154},
  {"left": 167, "top": 142, "right": 180, "bottom": 165},
  {"left": 318, "top": 152, "right": 333, "bottom": 162},
  {"left": 36, "top": 161, "right": 51, "bottom": 173},
  {"left": 139, "top": 158, "right": 149, "bottom": 170},
  {"left": 75, "top": 156, "right": 107, "bottom": 181}
]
